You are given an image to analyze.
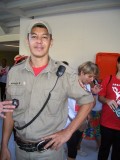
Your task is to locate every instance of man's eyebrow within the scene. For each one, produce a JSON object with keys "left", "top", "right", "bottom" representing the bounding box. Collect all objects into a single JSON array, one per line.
[
  {"left": 30, "top": 33, "right": 37, "bottom": 35},
  {"left": 30, "top": 33, "right": 49, "bottom": 35}
]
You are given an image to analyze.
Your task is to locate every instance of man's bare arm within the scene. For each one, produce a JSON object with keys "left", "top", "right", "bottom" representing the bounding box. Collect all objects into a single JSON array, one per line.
[
  {"left": 0, "top": 112, "right": 14, "bottom": 159},
  {"left": 65, "top": 102, "right": 94, "bottom": 135},
  {"left": 42, "top": 101, "right": 94, "bottom": 150}
]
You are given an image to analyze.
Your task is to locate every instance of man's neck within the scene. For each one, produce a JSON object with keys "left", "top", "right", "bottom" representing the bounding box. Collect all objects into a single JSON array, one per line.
[{"left": 30, "top": 56, "right": 49, "bottom": 67}]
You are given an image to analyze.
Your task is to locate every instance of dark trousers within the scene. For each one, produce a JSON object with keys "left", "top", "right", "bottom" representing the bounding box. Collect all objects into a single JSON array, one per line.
[
  {"left": 98, "top": 125, "right": 120, "bottom": 160},
  {"left": 67, "top": 130, "right": 83, "bottom": 158},
  {"left": 0, "top": 82, "right": 6, "bottom": 101}
]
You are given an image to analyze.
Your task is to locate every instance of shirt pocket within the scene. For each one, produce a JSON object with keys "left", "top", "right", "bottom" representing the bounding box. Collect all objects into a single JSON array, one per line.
[
  {"left": 44, "top": 90, "right": 63, "bottom": 116},
  {"left": 7, "top": 84, "right": 25, "bottom": 109}
]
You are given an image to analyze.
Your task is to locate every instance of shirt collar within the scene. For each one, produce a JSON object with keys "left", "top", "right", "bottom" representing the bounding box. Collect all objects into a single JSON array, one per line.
[{"left": 23, "top": 56, "right": 58, "bottom": 74}]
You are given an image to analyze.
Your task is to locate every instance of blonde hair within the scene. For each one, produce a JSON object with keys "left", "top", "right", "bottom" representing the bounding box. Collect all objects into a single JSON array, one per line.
[{"left": 78, "top": 61, "right": 99, "bottom": 76}]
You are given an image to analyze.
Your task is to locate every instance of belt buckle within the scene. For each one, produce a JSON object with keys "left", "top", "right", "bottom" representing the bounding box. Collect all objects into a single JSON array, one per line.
[{"left": 37, "top": 140, "right": 47, "bottom": 153}]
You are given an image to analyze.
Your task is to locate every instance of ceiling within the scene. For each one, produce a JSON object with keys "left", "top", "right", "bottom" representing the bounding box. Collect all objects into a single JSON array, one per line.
[
  {"left": 0, "top": 0, "right": 120, "bottom": 52},
  {"left": 0, "top": 0, "right": 120, "bottom": 34}
]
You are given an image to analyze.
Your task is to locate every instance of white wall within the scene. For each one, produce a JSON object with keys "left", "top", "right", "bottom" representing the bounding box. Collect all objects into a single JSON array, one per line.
[{"left": 18, "top": 9, "right": 120, "bottom": 68}]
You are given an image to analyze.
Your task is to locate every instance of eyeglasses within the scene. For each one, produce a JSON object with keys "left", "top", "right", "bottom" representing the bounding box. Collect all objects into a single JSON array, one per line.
[{"left": 28, "top": 33, "right": 51, "bottom": 42}]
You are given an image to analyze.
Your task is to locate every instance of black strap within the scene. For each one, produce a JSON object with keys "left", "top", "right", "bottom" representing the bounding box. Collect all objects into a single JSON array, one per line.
[
  {"left": 15, "top": 77, "right": 59, "bottom": 130},
  {"left": 15, "top": 92, "right": 51, "bottom": 130},
  {"left": 15, "top": 65, "right": 66, "bottom": 130}
]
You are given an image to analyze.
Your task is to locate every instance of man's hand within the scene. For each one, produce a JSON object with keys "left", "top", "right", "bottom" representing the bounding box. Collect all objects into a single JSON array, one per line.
[
  {"left": 0, "top": 147, "right": 11, "bottom": 160},
  {"left": 41, "top": 129, "right": 72, "bottom": 150},
  {"left": 0, "top": 101, "right": 15, "bottom": 118},
  {"left": 41, "top": 102, "right": 94, "bottom": 151}
]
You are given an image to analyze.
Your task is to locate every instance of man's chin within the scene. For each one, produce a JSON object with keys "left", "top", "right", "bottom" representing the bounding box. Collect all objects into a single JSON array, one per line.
[{"left": 33, "top": 53, "right": 46, "bottom": 58}]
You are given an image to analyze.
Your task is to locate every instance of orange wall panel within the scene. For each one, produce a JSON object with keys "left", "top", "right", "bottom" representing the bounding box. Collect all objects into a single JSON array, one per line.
[{"left": 96, "top": 52, "right": 120, "bottom": 80}]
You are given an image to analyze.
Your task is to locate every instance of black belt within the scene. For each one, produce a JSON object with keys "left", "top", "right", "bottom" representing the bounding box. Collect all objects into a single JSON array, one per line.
[{"left": 15, "top": 136, "right": 52, "bottom": 152}]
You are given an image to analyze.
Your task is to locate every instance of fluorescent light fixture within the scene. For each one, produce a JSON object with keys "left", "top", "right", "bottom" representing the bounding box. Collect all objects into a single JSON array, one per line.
[{"left": 3, "top": 44, "right": 19, "bottom": 48}]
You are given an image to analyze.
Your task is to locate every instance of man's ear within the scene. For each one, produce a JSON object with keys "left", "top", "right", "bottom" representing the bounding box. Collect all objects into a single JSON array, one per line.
[
  {"left": 50, "top": 39, "right": 53, "bottom": 48},
  {"left": 25, "top": 38, "right": 30, "bottom": 47}
]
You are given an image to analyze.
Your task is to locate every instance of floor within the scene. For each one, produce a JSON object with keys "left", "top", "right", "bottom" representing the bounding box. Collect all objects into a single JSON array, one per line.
[
  {"left": 76, "top": 139, "right": 111, "bottom": 160},
  {"left": 0, "top": 118, "right": 111, "bottom": 160}
]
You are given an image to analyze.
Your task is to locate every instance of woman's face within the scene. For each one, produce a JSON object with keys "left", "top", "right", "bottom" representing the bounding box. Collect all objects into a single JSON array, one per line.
[{"left": 79, "top": 71, "right": 95, "bottom": 84}]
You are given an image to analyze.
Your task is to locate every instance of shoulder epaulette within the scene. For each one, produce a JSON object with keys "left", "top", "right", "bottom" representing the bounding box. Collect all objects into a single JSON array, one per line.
[{"left": 14, "top": 55, "right": 28, "bottom": 65}]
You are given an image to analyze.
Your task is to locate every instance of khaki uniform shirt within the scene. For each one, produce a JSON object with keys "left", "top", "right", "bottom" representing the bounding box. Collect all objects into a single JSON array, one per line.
[{"left": 6, "top": 57, "right": 94, "bottom": 141}]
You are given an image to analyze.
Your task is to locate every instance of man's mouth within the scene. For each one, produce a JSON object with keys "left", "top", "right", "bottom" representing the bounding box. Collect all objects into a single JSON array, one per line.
[{"left": 35, "top": 46, "right": 43, "bottom": 51}]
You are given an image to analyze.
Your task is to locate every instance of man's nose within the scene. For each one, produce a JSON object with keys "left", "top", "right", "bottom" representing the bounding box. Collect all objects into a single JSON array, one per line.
[{"left": 36, "top": 37, "right": 43, "bottom": 43}]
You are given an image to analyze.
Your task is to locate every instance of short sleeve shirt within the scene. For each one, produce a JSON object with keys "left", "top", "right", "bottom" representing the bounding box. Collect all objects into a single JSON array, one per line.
[
  {"left": 98, "top": 75, "right": 120, "bottom": 130},
  {"left": 6, "top": 57, "right": 94, "bottom": 141}
]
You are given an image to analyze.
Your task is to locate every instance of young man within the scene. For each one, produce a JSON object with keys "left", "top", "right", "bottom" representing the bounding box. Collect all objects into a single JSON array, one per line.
[{"left": 0, "top": 20, "right": 95, "bottom": 160}]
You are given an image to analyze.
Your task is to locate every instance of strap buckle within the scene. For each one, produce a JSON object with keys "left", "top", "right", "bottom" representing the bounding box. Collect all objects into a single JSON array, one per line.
[
  {"left": 37, "top": 138, "right": 52, "bottom": 152},
  {"left": 37, "top": 140, "right": 48, "bottom": 152}
]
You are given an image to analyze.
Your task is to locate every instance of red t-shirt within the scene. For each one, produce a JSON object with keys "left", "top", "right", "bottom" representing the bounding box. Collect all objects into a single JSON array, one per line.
[
  {"left": 98, "top": 75, "right": 120, "bottom": 130},
  {"left": 32, "top": 64, "right": 47, "bottom": 76}
]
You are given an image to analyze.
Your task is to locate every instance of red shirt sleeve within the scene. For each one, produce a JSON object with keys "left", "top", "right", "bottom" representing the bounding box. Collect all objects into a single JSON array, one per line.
[{"left": 98, "top": 76, "right": 111, "bottom": 97}]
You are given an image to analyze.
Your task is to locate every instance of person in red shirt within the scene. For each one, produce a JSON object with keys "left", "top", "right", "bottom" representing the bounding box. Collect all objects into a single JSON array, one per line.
[{"left": 98, "top": 56, "right": 120, "bottom": 160}]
